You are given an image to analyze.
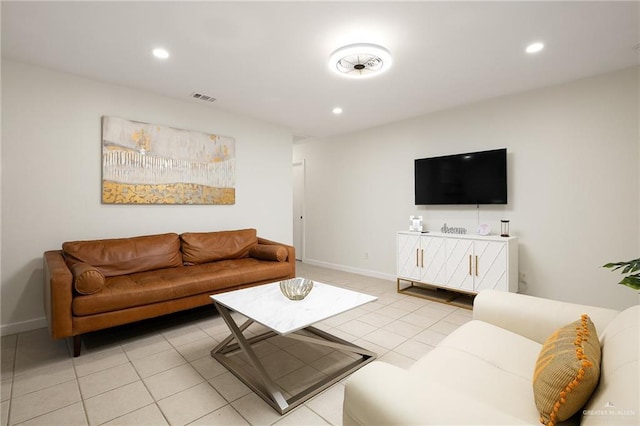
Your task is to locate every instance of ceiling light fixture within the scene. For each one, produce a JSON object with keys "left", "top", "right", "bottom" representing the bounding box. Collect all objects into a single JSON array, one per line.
[
  {"left": 525, "top": 42, "right": 544, "bottom": 54},
  {"left": 329, "top": 43, "right": 392, "bottom": 78},
  {"left": 152, "top": 48, "right": 170, "bottom": 59},
  {"left": 332, "top": 107, "right": 343, "bottom": 115}
]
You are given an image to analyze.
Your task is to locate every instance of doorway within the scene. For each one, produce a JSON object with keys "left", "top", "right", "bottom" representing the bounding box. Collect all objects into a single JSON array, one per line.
[{"left": 292, "top": 161, "right": 305, "bottom": 261}]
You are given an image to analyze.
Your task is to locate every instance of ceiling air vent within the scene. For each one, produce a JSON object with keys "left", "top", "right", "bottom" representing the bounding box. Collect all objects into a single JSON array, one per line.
[{"left": 190, "top": 92, "right": 216, "bottom": 103}]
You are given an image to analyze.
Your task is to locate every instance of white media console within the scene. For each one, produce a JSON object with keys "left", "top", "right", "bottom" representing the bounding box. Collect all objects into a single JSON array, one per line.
[{"left": 396, "top": 231, "right": 518, "bottom": 308}]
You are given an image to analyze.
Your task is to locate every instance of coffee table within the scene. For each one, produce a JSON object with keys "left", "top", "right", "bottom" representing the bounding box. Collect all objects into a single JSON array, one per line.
[{"left": 210, "top": 279, "right": 378, "bottom": 414}]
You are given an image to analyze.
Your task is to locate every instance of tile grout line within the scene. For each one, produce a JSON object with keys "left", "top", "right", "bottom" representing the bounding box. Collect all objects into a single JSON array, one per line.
[
  {"left": 4, "top": 335, "right": 18, "bottom": 426},
  {"left": 67, "top": 338, "right": 93, "bottom": 426},
  {"left": 190, "top": 320, "right": 258, "bottom": 426},
  {"left": 6, "top": 340, "right": 75, "bottom": 425},
  {"left": 154, "top": 326, "right": 252, "bottom": 426},
  {"left": 122, "top": 333, "right": 178, "bottom": 426},
  {"left": 75, "top": 338, "right": 170, "bottom": 425}
]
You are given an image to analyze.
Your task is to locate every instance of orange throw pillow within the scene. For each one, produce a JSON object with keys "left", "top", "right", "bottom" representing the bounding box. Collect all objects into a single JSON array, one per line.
[{"left": 533, "top": 315, "right": 601, "bottom": 426}]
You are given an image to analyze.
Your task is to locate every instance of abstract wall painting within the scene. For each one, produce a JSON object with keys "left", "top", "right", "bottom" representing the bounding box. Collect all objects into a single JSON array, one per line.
[{"left": 101, "top": 116, "right": 235, "bottom": 204}]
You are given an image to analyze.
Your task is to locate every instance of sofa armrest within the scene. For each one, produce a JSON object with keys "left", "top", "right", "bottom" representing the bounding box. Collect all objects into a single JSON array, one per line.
[
  {"left": 257, "top": 237, "right": 296, "bottom": 278},
  {"left": 473, "top": 290, "right": 620, "bottom": 344},
  {"left": 344, "top": 362, "right": 423, "bottom": 426},
  {"left": 43, "top": 250, "right": 74, "bottom": 339}
]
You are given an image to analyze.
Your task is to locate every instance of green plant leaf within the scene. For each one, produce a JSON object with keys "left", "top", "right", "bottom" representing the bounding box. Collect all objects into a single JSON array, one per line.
[
  {"left": 619, "top": 275, "right": 640, "bottom": 291},
  {"left": 603, "top": 262, "right": 627, "bottom": 271},
  {"left": 604, "top": 258, "right": 640, "bottom": 292}
]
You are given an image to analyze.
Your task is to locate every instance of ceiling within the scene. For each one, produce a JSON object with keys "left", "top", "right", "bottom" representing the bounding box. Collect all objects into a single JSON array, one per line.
[{"left": 2, "top": 1, "right": 638, "bottom": 141}]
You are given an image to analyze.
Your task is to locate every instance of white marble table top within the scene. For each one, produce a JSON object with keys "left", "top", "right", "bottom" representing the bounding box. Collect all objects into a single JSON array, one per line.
[{"left": 211, "top": 279, "right": 378, "bottom": 335}]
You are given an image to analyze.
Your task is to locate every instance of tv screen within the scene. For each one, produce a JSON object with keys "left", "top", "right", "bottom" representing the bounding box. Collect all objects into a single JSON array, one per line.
[{"left": 414, "top": 148, "right": 507, "bottom": 205}]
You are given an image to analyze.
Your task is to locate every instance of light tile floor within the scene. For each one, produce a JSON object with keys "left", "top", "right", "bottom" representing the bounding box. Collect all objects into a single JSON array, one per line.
[{"left": 0, "top": 262, "right": 472, "bottom": 426}]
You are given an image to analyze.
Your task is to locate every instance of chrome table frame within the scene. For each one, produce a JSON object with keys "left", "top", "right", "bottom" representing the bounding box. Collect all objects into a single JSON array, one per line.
[{"left": 210, "top": 301, "right": 376, "bottom": 415}]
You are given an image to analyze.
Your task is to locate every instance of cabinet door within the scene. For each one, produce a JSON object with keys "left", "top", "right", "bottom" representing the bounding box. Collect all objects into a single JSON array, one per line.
[
  {"left": 397, "top": 233, "right": 421, "bottom": 280},
  {"left": 444, "top": 238, "right": 474, "bottom": 291},
  {"left": 473, "top": 240, "right": 508, "bottom": 292},
  {"left": 421, "top": 236, "right": 446, "bottom": 285}
]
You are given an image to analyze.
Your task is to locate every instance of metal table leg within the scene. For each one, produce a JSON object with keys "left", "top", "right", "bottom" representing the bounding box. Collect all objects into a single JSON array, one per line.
[{"left": 210, "top": 301, "right": 377, "bottom": 414}]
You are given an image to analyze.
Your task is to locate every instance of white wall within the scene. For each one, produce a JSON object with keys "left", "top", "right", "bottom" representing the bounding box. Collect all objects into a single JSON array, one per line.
[
  {"left": 1, "top": 60, "right": 293, "bottom": 334},
  {"left": 294, "top": 66, "right": 640, "bottom": 310}
]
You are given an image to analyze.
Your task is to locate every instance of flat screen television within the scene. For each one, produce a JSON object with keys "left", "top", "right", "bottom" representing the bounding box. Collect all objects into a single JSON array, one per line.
[{"left": 414, "top": 148, "right": 507, "bottom": 205}]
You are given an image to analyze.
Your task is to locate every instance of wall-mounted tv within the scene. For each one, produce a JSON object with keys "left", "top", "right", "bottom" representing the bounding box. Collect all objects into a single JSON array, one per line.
[{"left": 415, "top": 148, "right": 507, "bottom": 205}]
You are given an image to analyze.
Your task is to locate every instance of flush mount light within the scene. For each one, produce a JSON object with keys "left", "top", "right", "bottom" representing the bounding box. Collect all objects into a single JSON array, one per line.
[
  {"left": 152, "top": 48, "right": 170, "bottom": 59},
  {"left": 525, "top": 42, "right": 544, "bottom": 54},
  {"left": 332, "top": 107, "right": 343, "bottom": 115},
  {"left": 329, "top": 43, "right": 392, "bottom": 78}
]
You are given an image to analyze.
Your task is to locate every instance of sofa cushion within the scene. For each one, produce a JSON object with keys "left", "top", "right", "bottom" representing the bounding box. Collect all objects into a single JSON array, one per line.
[
  {"left": 249, "top": 244, "right": 288, "bottom": 262},
  {"left": 581, "top": 305, "right": 639, "bottom": 426},
  {"left": 71, "top": 263, "right": 105, "bottom": 295},
  {"left": 533, "top": 315, "right": 601, "bottom": 426},
  {"left": 410, "top": 320, "right": 542, "bottom": 424},
  {"left": 72, "top": 257, "right": 292, "bottom": 316},
  {"left": 62, "top": 233, "right": 183, "bottom": 277},
  {"left": 345, "top": 361, "right": 538, "bottom": 426},
  {"left": 181, "top": 229, "right": 257, "bottom": 265}
]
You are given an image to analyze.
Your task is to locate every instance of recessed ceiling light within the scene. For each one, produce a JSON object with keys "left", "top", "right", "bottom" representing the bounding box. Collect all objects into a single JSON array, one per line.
[
  {"left": 525, "top": 42, "right": 544, "bottom": 54},
  {"left": 152, "top": 48, "right": 170, "bottom": 59},
  {"left": 329, "top": 43, "right": 392, "bottom": 78},
  {"left": 332, "top": 107, "right": 343, "bottom": 115}
]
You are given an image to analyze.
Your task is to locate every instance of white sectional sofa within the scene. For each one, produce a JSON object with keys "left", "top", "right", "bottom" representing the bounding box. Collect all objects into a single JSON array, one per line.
[{"left": 343, "top": 290, "right": 639, "bottom": 425}]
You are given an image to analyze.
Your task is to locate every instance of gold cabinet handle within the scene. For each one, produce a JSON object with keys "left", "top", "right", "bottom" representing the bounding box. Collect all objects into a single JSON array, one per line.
[
  {"left": 468, "top": 255, "right": 472, "bottom": 276},
  {"left": 416, "top": 248, "right": 420, "bottom": 267},
  {"left": 475, "top": 255, "right": 479, "bottom": 276},
  {"left": 421, "top": 249, "right": 424, "bottom": 268}
]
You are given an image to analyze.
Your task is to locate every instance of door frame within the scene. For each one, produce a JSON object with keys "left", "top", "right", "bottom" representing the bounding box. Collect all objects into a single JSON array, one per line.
[{"left": 292, "top": 160, "right": 305, "bottom": 261}]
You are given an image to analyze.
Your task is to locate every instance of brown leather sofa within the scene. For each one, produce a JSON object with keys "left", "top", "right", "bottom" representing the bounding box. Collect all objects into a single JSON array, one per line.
[{"left": 43, "top": 228, "right": 295, "bottom": 356}]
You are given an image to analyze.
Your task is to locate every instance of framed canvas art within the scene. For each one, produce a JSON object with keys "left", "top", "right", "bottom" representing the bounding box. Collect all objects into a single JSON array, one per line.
[{"left": 101, "top": 116, "right": 235, "bottom": 204}]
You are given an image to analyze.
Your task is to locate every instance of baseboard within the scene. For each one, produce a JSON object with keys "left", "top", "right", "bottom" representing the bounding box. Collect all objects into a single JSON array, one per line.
[
  {"left": 301, "top": 258, "right": 396, "bottom": 282},
  {"left": 0, "top": 316, "right": 48, "bottom": 336}
]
